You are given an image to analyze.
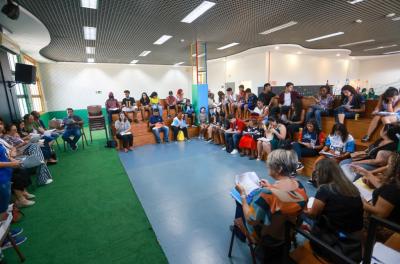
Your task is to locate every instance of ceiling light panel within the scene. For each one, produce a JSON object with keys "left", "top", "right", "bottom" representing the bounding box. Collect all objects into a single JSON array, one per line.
[
  {"left": 383, "top": 50, "right": 400, "bottom": 55},
  {"left": 87, "top": 58, "right": 95, "bottom": 63},
  {"left": 217, "top": 42, "right": 239, "bottom": 50},
  {"left": 139, "top": 51, "right": 151, "bottom": 56},
  {"left": 364, "top": 44, "right": 397, "bottom": 51},
  {"left": 83, "top": 26, "right": 96, "bottom": 40},
  {"left": 153, "top": 35, "right": 172, "bottom": 45},
  {"left": 181, "top": 1, "right": 216, "bottom": 23},
  {"left": 81, "top": 0, "right": 97, "bottom": 9},
  {"left": 86, "top": 46, "right": 95, "bottom": 54},
  {"left": 130, "top": 60, "right": 139, "bottom": 64},
  {"left": 339, "top": 39, "right": 375, "bottom": 47},
  {"left": 306, "top": 32, "right": 344, "bottom": 42},
  {"left": 392, "top": 17, "right": 400, "bottom": 21},
  {"left": 347, "top": 0, "right": 365, "bottom": 4},
  {"left": 259, "top": 21, "right": 298, "bottom": 35}
]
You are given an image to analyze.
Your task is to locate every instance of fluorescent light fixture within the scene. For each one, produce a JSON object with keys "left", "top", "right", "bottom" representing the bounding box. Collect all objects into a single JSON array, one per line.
[
  {"left": 259, "top": 21, "right": 298, "bottom": 35},
  {"left": 386, "top": 13, "right": 396, "bottom": 18},
  {"left": 81, "top": 0, "right": 97, "bottom": 9},
  {"left": 130, "top": 60, "right": 139, "bottom": 64},
  {"left": 139, "top": 51, "right": 151, "bottom": 56},
  {"left": 392, "top": 17, "right": 400, "bottom": 21},
  {"left": 86, "top": 46, "right": 95, "bottom": 54},
  {"left": 181, "top": 1, "right": 216, "bottom": 23},
  {"left": 306, "top": 32, "right": 344, "bottom": 42},
  {"left": 339, "top": 39, "right": 375, "bottom": 47},
  {"left": 83, "top": 26, "right": 96, "bottom": 40},
  {"left": 347, "top": 0, "right": 365, "bottom": 4},
  {"left": 383, "top": 50, "right": 400, "bottom": 55},
  {"left": 87, "top": 58, "right": 95, "bottom": 63},
  {"left": 192, "top": 53, "right": 205, "bottom": 57},
  {"left": 153, "top": 35, "right": 172, "bottom": 45},
  {"left": 217, "top": 42, "right": 239, "bottom": 50},
  {"left": 364, "top": 44, "right": 397, "bottom": 51},
  {"left": 174, "top": 62, "right": 184, "bottom": 66}
]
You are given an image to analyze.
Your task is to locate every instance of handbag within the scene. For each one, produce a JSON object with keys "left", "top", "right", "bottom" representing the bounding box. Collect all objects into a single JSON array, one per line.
[
  {"left": 310, "top": 215, "right": 362, "bottom": 263},
  {"left": 177, "top": 130, "right": 185, "bottom": 141}
]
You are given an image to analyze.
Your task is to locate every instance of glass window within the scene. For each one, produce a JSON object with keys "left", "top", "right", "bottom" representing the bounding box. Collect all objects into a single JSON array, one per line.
[{"left": 7, "top": 53, "right": 17, "bottom": 72}]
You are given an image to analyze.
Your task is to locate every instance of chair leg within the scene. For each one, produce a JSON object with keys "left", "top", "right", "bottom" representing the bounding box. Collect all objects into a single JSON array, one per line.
[
  {"left": 228, "top": 227, "right": 235, "bottom": 257},
  {"left": 63, "top": 140, "right": 67, "bottom": 152},
  {"left": 89, "top": 129, "right": 93, "bottom": 143},
  {"left": 249, "top": 245, "right": 257, "bottom": 264},
  {"left": 6, "top": 233, "right": 26, "bottom": 262}
]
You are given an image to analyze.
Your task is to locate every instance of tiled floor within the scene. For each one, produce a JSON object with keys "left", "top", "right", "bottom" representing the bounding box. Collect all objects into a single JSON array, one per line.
[{"left": 119, "top": 140, "right": 316, "bottom": 264}]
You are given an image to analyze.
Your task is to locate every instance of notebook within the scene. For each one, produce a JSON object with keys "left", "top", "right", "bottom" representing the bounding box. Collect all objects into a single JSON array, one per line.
[
  {"left": 319, "top": 150, "right": 340, "bottom": 158},
  {"left": 353, "top": 178, "right": 373, "bottom": 202}
]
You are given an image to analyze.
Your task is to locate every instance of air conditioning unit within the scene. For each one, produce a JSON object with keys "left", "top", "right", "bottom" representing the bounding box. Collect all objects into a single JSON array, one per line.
[{"left": 0, "top": 32, "right": 20, "bottom": 55}]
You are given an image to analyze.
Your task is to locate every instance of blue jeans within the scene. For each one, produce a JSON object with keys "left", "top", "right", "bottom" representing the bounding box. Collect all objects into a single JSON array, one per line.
[
  {"left": 306, "top": 105, "right": 330, "bottom": 130},
  {"left": 339, "top": 158, "right": 377, "bottom": 182},
  {"left": 334, "top": 106, "right": 356, "bottom": 123},
  {"left": 152, "top": 105, "right": 163, "bottom": 116},
  {"left": 224, "top": 133, "right": 242, "bottom": 152},
  {"left": 0, "top": 181, "right": 11, "bottom": 213},
  {"left": 292, "top": 142, "right": 319, "bottom": 160},
  {"left": 62, "top": 128, "right": 81, "bottom": 147},
  {"left": 152, "top": 126, "right": 169, "bottom": 143}
]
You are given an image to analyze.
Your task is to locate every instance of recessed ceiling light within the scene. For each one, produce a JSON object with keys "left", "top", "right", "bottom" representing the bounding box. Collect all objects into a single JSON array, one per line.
[
  {"left": 81, "top": 0, "right": 97, "bottom": 9},
  {"left": 180, "top": 39, "right": 185, "bottom": 42},
  {"left": 181, "top": 1, "right": 216, "bottom": 23},
  {"left": 339, "top": 39, "right": 375, "bottom": 47},
  {"left": 347, "top": 0, "right": 365, "bottom": 4},
  {"left": 259, "top": 21, "right": 298, "bottom": 35},
  {"left": 174, "top": 62, "right": 184, "bottom": 66},
  {"left": 139, "top": 51, "right": 151, "bottom": 56},
  {"left": 392, "top": 17, "right": 400, "bottom": 21},
  {"left": 217, "top": 42, "right": 239, "bottom": 50},
  {"left": 355, "top": 19, "right": 363, "bottom": 23},
  {"left": 364, "top": 44, "right": 397, "bottom": 51},
  {"left": 130, "top": 60, "right": 139, "bottom": 64},
  {"left": 87, "top": 58, "right": 95, "bottom": 63},
  {"left": 83, "top": 26, "right": 96, "bottom": 40},
  {"left": 383, "top": 50, "right": 400, "bottom": 55},
  {"left": 274, "top": 46, "right": 280, "bottom": 50},
  {"left": 386, "top": 13, "right": 396, "bottom": 18},
  {"left": 86, "top": 46, "right": 95, "bottom": 54},
  {"left": 306, "top": 32, "right": 344, "bottom": 42},
  {"left": 153, "top": 35, "right": 172, "bottom": 45}
]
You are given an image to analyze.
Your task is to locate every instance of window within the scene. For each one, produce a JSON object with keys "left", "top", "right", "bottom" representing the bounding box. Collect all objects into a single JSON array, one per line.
[{"left": 7, "top": 53, "right": 29, "bottom": 116}]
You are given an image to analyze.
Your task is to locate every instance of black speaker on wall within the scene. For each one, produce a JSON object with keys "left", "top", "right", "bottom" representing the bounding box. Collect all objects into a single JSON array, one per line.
[{"left": 15, "top": 63, "right": 36, "bottom": 84}]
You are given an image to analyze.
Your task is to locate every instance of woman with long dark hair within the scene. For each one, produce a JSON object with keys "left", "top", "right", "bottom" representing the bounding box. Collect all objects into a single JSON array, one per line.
[
  {"left": 115, "top": 112, "right": 133, "bottom": 152},
  {"left": 334, "top": 85, "right": 365, "bottom": 124},
  {"left": 285, "top": 99, "right": 305, "bottom": 140},
  {"left": 139, "top": 92, "right": 151, "bottom": 121}
]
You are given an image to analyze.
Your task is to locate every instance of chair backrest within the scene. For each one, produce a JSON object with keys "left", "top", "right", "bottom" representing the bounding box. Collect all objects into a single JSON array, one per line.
[{"left": 87, "top": 105, "right": 102, "bottom": 116}]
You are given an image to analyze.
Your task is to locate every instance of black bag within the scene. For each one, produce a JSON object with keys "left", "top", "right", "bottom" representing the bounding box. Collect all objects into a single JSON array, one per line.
[
  {"left": 105, "top": 140, "right": 117, "bottom": 148},
  {"left": 310, "top": 215, "right": 362, "bottom": 263}
]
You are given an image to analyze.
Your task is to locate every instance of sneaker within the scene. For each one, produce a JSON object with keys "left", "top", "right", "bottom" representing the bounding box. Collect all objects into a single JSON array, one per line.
[
  {"left": 222, "top": 147, "right": 226, "bottom": 151},
  {"left": 256, "top": 158, "right": 260, "bottom": 161},
  {"left": 296, "top": 162, "right": 304, "bottom": 171},
  {"left": 10, "top": 227, "right": 23, "bottom": 238},
  {"left": 1, "top": 235, "right": 27, "bottom": 250},
  {"left": 16, "top": 200, "right": 35, "bottom": 208},
  {"left": 230, "top": 149, "right": 238, "bottom": 155},
  {"left": 71, "top": 144, "right": 78, "bottom": 151},
  {"left": 45, "top": 179, "right": 53, "bottom": 185},
  {"left": 361, "top": 135, "right": 370, "bottom": 142},
  {"left": 207, "top": 139, "right": 213, "bottom": 143},
  {"left": 24, "top": 193, "right": 35, "bottom": 199},
  {"left": 249, "top": 156, "right": 256, "bottom": 160}
]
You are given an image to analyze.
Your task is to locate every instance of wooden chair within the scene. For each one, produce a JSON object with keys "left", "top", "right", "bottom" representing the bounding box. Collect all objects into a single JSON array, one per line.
[
  {"left": 0, "top": 211, "right": 25, "bottom": 262},
  {"left": 87, "top": 105, "right": 109, "bottom": 143}
]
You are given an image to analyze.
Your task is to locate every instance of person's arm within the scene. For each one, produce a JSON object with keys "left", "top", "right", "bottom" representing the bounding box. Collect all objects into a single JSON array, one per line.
[
  {"left": 363, "top": 196, "right": 394, "bottom": 218},
  {"left": 349, "top": 104, "right": 365, "bottom": 113},
  {"left": 0, "top": 160, "right": 21, "bottom": 168},
  {"left": 273, "top": 125, "right": 286, "bottom": 140},
  {"left": 304, "top": 198, "right": 325, "bottom": 218},
  {"left": 291, "top": 110, "right": 306, "bottom": 125},
  {"left": 352, "top": 150, "right": 390, "bottom": 166},
  {"left": 351, "top": 165, "right": 383, "bottom": 188}
]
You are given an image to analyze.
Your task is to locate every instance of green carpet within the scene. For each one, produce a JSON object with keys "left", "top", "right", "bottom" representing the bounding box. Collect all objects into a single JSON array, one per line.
[{"left": 4, "top": 132, "right": 167, "bottom": 264}]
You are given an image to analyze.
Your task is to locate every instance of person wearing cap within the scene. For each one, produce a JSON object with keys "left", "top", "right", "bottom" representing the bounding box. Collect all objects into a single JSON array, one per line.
[
  {"left": 121, "top": 90, "right": 139, "bottom": 123},
  {"left": 105, "top": 92, "right": 121, "bottom": 124},
  {"left": 166, "top": 91, "right": 178, "bottom": 118}
]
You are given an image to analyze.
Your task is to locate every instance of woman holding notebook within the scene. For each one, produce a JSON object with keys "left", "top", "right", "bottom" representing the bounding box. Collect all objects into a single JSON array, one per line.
[{"left": 115, "top": 112, "right": 134, "bottom": 152}]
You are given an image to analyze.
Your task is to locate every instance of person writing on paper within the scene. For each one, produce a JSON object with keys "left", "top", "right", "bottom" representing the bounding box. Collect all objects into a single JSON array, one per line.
[
  {"left": 352, "top": 153, "right": 400, "bottom": 240},
  {"left": 224, "top": 114, "right": 246, "bottom": 155},
  {"left": 234, "top": 149, "right": 307, "bottom": 257},
  {"left": 62, "top": 108, "right": 83, "bottom": 151},
  {"left": 256, "top": 116, "right": 286, "bottom": 161},
  {"left": 334, "top": 85, "right": 365, "bottom": 124},
  {"left": 362, "top": 87, "right": 399, "bottom": 142},
  {"left": 306, "top": 85, "right": 333, "bottom": 131},
  {"left": 115, "top": 112, "right": 134, "bottom": 152},
  {"left": 149, "top": 109, "right": 169, "bottom": 144},
  {"left": 304, "top": 159, "right": 363, "bottom": 263},
  {"left": 121, "top": 90, "right": 139, "bottom": 123},
  {"left": 171, "top": 112, "right": 189, "bottom": 142}
]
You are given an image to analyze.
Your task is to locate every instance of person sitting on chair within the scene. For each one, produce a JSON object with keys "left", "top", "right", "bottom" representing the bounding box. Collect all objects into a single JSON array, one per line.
[
  {"left": 115, "top": 112, "right": 134, "bottom": 152},
  {"left": 166, "top": 91, "right": 178, "bottom": 118},
  {"left": 171, "top": 112, "right": 189, "bottom": 141},
  {"left": 233, "top": 149, "right": 307, "bottom": 261},
  {"left": 149, "top": 109, "right": 169, "bottom": 144},
  {"left": 105, "top": 92, "right": 121, "bottom": 124},
  {"left": 62, "top": 108, "right": 83, "bottom": 151},
  {"left": 121, "top": 90, "right": 139, "bottom": 123}
]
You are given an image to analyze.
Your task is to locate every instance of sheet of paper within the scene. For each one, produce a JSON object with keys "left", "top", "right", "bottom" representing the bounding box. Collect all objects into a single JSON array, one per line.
[
  {"left": 307, "top": 197, "right": 315, "bottom": 209},
  {"left": 353, "top": 178, "right": 373, "bottom": 202},
  {"left": 319, "top": 150, "right": 340, "bottom": 158},
  {"left": 235, "top": 171, "right": 260, "bottom": 195},
  {"left": 372, "top": 242, "right": 400, "bottom": 264}
]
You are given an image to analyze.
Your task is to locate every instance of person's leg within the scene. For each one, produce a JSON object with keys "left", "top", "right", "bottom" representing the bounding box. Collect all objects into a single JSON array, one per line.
[
  {"left": 306, "top": 108, "right": 314, "bottom": 123},
  {"left": 122, "top": 135, "right": 130, "bottom": 149},
  {"left": 207, "top": 126, "right": 213, "bottom": 139},
  {"left": 365, "top": 115, "right": 382, "bottom": 138},
  {"left": 116, "top": 133, "right": 127, "bottom": 150},
  {"left": 183, "top": 127, "right": 189, "bottom": 139},
  {"left": 233, "top": 134, "right": 242, "bottom": 150},
  {"left": 152, "top": 128, "right": 162, "bottom": 143},
  {"left": 292, "top": 142, "right": 302, "bottom": 159},
  {"left": 314, "top": 109, "right": 322, "bottom": 130},
  {"left": 163, "top": 126, "right": 169, "bottom": 142},
  {"left": 243, "top": 105, "right": 248, "bottom": 118},
  {"left": 300, "top": 147, "right": 319, "bottom": 157},
  {"left": 257, "top": 140, "right": 263, "bottom": 159},
  {"left": 71, "top": 128, "right": 82, "bottom": 147},
  {"left": 263, "top": 142, "right": 272, "bottom": 156},
  {"left": 62, "top": 129, "right": 73, "bottom": 146},
  {"left": 140, "top": 106, "right": 145, "bottom": 121},
  {"left": 172, "top": 126, "right": 178, "bottom": 141}
]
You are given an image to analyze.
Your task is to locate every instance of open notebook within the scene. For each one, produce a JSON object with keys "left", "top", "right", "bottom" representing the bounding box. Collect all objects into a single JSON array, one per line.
[
  {"left": 230, "top": 172, "right": 260, "bottom": 204},
  {"left": 353, "top": 178, "right": 373, "bottom": 202}
]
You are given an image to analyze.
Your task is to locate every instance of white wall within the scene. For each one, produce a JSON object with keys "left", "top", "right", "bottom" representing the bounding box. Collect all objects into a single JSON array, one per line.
[
  {"left": 39, "top": 62, "right": 192, "bottom": 111},
  {"left": 358, "top": 55, "right": 400, "bottom": 94}
]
